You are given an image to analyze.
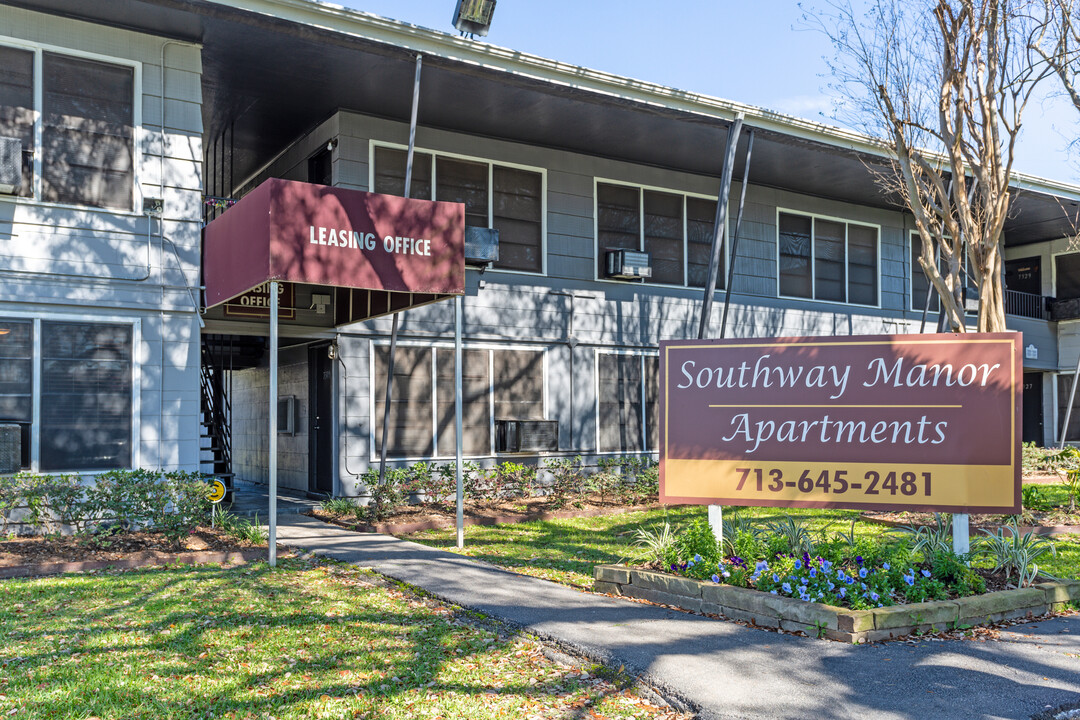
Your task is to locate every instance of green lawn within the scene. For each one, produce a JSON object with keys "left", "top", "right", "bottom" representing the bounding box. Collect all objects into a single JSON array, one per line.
[
  {"left": 408, "top": 504, "right": 1080, "bottom": 588},
  {"left": 0, "top": 560, "right": 680, "bottom": 719}
]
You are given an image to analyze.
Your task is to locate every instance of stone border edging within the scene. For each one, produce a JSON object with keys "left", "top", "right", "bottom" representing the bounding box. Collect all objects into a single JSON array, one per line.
[
  {"left": 859, "top": 513, "right": 1080, "bottom": 537},
  {"left": 319, "top": 502, "right": 666, "bottom": 536},
  {"left": 0, "top": 549, "right": 269, "bottom": 580},
  {"left": 593, "top": 564, "right": 1080, "bottom": 643}
]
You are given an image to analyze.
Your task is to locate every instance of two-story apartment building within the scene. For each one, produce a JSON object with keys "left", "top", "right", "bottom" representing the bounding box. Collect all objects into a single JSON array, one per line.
[{"left": 3, "top": 0, "right": 1079, "bottom": 498}]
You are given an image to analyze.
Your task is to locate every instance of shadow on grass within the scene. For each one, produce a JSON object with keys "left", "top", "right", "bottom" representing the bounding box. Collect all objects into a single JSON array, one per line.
[{"left": 0, "top": 560, "right": 652, "bottom": 719}]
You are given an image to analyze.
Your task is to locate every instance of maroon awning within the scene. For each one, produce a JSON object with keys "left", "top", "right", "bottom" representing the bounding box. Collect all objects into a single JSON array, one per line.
[{"left": 204, "top": 178, "right": 464, "bottom": 324}]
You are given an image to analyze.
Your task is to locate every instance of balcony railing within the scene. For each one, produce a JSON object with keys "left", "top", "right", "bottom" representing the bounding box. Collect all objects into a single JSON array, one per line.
[{"left": 1005, "top": 289, "right": 1048, "bottom": 320}]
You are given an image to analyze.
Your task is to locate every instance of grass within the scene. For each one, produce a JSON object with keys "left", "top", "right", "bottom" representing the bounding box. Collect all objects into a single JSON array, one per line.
[
  {"left": 0, "top": 560, "right": 681, "bottom": 719},
  {"left": 408, "top": 503, "right": 1080, "bottom": 588}
]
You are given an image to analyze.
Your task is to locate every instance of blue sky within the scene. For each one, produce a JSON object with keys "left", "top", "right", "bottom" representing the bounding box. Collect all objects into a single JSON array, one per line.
[{"left": 338, "top": 0, "right": 1080, "bottom": 184}]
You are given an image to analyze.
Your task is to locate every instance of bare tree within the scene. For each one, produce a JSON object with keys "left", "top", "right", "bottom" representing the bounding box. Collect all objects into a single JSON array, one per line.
[
  {"left": 1033, "top": 0, "right": 1080, "bottom": 112},
  {"left": 811, "top": 0, "right": 1053, "bottom": 332}
]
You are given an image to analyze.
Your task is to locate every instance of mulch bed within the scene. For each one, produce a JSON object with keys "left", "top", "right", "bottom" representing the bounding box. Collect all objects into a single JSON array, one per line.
[
  {"left": 0, "top": 527, "right": 279, "bottom": 579},
  {"left": 860, "top": 510, "right": 1080, "bottom": 537},
  {"left": 312, "top": 495, "right": 664, "bottom": 535}
]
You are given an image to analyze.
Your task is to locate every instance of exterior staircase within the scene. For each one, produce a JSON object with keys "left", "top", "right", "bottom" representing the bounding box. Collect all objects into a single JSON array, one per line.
[{"left": 199, "top": 334, "right": 266, "bottom": 503}]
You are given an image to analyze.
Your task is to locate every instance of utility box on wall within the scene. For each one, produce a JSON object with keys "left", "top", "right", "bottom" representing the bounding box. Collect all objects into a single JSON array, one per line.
[{"left": 495, "top": 419, "right": 558, "bottom": 453}]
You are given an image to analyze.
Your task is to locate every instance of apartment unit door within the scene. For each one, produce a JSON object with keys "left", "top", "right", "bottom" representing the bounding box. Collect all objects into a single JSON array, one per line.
[{"left": 308, "top": 344, "right": 334, "bottom": 495}]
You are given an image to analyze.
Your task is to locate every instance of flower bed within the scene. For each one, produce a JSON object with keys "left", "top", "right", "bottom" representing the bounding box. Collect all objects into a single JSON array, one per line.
[{"left": 594, "top": 564, "right": 1080, "bottom": 643}]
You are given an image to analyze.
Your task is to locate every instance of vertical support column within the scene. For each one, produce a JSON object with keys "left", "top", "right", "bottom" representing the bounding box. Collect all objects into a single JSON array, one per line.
[
  {"left": 269, "top": 280, "right": 279, "bottom": 567},
  {"left": 699, "top": 113, "right": 744, "bottom": 548},
  {"left": 454, "top": 294, "right": 464, "bottom": 549},
  {"left": 377, "top": 53, "right": 423, "bottom": 491},
  {"left": 952, "top": 513, "right": 969, "bottom": 556}
]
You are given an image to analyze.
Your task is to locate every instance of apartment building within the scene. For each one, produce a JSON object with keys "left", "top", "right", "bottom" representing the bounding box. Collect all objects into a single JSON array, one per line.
[{"left": 2, "top": 0, "right": 1078, "bottom": 497}]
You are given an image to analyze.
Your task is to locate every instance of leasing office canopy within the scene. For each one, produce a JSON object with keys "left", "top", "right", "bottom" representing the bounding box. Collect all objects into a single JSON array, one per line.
[{"left": 203, "top": 177, "right": 465, "bottom": 322}]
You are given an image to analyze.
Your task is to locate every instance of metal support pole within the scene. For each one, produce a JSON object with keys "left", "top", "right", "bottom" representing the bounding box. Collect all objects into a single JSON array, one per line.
[
  {"left": 698, "top": 114, "right": 744, "bottom": 548},
  {"left": 454, "top": 294, "right": 464, "bottom": 549},
  {"left": 718, "top": 129, "right": 754, "bottom": 339},
  {"left": 269, "top": 281, "right": 279, "bottom": 567},
  {"left": 377, "top": 54, "right": 423, "bottom": 491},
  {"left": 697, "top": 113, "right": 744, "bottom": 340}
]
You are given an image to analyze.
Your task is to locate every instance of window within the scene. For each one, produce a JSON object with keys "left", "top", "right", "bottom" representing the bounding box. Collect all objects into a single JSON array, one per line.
[
  {"left": 0, "top": 43, "right": 136, "bottom": 210},
  {"left": 373, "top": 344, "right": 545, "bottom": 459},
  {"left": 0, "top": 46, "right": 34, "bottom": 198},
  {"left": 0, "top": 319, "right": 32, "bottom": 468},
  {"left": 0, "top": 317, "right": 134, "bottom": 472},
  {"left": 1058, "top": 375, "right": 1080, "bottom": 442},
  {"left": 372, "top": 145, "right": 544, "bottom": 273},
  {"left": 597, "top": 352, "right": 659, "bottom": 453},
  {"left": 1055, "top": 253, "right": 1080, "bottom": 302},
  {"left": 596, "top": 181, "right": 721, "bottom": 287},
  {"left": 777, "top": 211, "right": 879, "bottom": 305},
  {"left": 910, "top": 234, "right": 976, "bottom": 312}
]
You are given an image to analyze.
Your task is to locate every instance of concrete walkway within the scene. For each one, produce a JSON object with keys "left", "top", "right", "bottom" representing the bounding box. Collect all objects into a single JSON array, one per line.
[
  {"left": 276, "top": 514, "right": 1080, "bottom": 720},
  {"left": 228, "top": 481, "right": 323, "bottom": 519}
]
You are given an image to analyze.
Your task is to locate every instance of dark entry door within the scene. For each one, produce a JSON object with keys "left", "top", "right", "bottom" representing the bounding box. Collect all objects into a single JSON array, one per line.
[
  {"left": 308, "top": 345, "right": 334, "bottom": 495},
  {"left": 1022, "top": 372, "right": 1043, "bottom": 445},
  {"left": 1005, "top": 257, "right": 1041, "bottom": 295}
]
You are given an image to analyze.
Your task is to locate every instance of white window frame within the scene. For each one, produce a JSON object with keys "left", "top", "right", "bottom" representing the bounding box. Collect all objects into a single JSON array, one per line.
[
  {"left": 593, "top": 178, "right": 727, "bottom": 289},
  {"left": 775, "top": 208, "right": 882, "bottom": 308},
  {"left": 593, "top": 348, "right": 660, "bottom": 456},
  {"left": 0, "top": 36, "right": 143, "bottom": 215},
  {"left": 367, "top": 339, "right": 549, "bottom": 462},
  {"left": 368, "top": 140, "right": 548, "bottom": 276},
  {"left": 0, "top": 310, "right": 141, "bottom": 473}
]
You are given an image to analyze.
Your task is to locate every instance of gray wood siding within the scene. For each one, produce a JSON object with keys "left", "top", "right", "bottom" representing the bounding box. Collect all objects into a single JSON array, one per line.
[{"left": 0, "top": 7, "right": 203, "bottom": 472}]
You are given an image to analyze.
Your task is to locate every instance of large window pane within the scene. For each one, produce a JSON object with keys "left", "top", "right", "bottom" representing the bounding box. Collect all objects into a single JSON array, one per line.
[
  {"left": 687, "top": 197, "right": 719, "bottom": 289},
  {"left": 848, "top": 224, "right": 878, "bottom": 306},
  {"left": 0, "top": 46, "right": 34, "bottom": 197},
  {"left": 41, "top": 53, "right": 134, "bottom": 210},
  {"left": 372, "top": 146, "right": 432, "bottom": 200},
  {"left": 598, "top": 354, "right": 644, "bottom": 453},
  {"left": 492, "top": 166, "right": 542, "bottom": 272},
  {"left": 436, "top": 157, "right": 488, "bottom": 228},
  {"left": 373, "top": 346, "right": 433, "bottom": 457},
  {"left": 644, "top": 356, "right": 659, "bottom": 451},
  {"left": 493, "top": 349, "right": 544, "bottom": 421},
  {"left": 814, "top": 219, "right": 846, "bottom": 302},
  {"left": 597, "top": 183, "right": 640, "bottom": 277},
  {"left": 779, "top": 213, "right": 812, "bottom": 298},
  {"left": 436, "top": 349, "right": 490, "bottom": 456},
  {"left": 41, "top": 322, "right": 132, "bottom": 471},
  {"left": 0, "top": 319, "right": 32, "bottom": 423},
  {"left": 1056, "top": 253, "right": 1080, "bottom": 302},
  {"left": 1058, "top": 374, "right": 1080, "bottom": 442},
  {"left": 643, "top": 190, "right": 683, "bottom": 285}
]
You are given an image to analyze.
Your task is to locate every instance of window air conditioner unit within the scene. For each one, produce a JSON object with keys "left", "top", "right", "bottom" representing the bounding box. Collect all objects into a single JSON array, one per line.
[
  {"left": 605, "top": 249, "right": 651, "bottom": 280},
  {"left": 495, "top": 419, "right": 558, "bottom": 453},
  {"left": 0, "top": 137, "right": 21, "bottom": 195},
  {"left": 464, "top": 226, "right": 499, "bottom": 268}
]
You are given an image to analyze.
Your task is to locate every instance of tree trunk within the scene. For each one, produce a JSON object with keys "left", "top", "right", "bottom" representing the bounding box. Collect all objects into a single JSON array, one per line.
[{"left": 976, "top": 255, "right": 1007, "bottom": 332}]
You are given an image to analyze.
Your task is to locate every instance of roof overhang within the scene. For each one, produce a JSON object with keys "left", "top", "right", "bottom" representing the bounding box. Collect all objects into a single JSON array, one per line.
[
  {"left": 5, "top": 0, "right": 1080, "bottom": 245},
  {"left": 203, "top": 178, "right": 464, "bottom": 325}
]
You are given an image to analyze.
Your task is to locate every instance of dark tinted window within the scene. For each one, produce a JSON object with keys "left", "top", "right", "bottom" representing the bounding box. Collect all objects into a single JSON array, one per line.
[
  {"left": 41, "top": 53, "right": 134, "bottom": 209},
  {"left": 40, "top": 322, "right": 132, "bottom": 471}
]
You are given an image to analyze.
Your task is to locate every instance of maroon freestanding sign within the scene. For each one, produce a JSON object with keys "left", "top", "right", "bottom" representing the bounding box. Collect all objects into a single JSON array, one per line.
[
  {"left": 659, "top": 333, "right": 1022, "bottom": 514},
  {"left": 203, "top": 178, "right": 465, "bottom": 315}
]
